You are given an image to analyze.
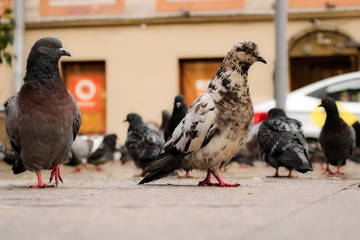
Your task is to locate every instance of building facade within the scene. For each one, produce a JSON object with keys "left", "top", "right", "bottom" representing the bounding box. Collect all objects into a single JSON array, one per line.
[{"left": 1, "top": 0, "right": 360, "bottom": 142}]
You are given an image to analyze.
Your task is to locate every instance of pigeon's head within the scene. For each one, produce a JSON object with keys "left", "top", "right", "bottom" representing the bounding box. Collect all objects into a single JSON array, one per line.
[
  {"left": 227, "top": 40, "right": 267, "bottom": 66},
  {"left": 318, "top": 97, "right": 338, "bottom": 114},
  {"left": 174, "top": 95, "right": 185, "bottom": 108},
  {"left": 30, "top": 37, "right": 71, "bottom": 61},
  {"left": 124, "top": 113, "right": 144, "bottom": 126},
  {"left": 267, "top": 108, "right": 286, "bottom": 119}
]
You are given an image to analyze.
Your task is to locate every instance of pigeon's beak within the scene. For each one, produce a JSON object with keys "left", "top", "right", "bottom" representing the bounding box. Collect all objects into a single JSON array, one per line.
[
  {"left": 176, "top": 102, "right": 182, "bottom": 108},
  {"left": 59, "top": 48, "right": 71, "bottom": 57},
  {"left": 256, "top": 56, "right": 267, "bottom": 64},
  {"left": 123, "top": 119, "right": 128, "bottom": 123}
]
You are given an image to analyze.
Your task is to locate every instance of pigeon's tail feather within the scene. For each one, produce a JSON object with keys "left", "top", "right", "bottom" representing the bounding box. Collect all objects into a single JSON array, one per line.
[
  {"left": 12, "top": 158, "right": 26, "bottom": 174},
  {"left": 276, "top": 146, "right": 313, "bottom": 173},
  {"left": 139, "top": 151, "right": 184, "bottom": 185},
  {"left": 294, "top": 152, "right": 313, "bottom": 173}
]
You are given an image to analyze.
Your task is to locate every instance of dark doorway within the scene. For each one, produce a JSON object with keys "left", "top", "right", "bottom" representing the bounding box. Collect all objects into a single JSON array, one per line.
[{"left": 290, "top": 56, "right": 357, "bottom": 91}]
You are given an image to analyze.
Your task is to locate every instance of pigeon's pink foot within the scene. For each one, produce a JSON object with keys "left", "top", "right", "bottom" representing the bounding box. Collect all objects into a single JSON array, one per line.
[
  {"left": 49, "top": 165, "right": 63, "bottom": 186},
  {"left": 30, "top": 174, "right": 55, "bottom": 188},
  {"left": 287, "top": 170, "right": 298, "bottom": 178},
  {"left": 267, "top": 168, "right": 280, "bottom": 178},
  {"left": 198, "top": 171, "right": 214, "bottom": 186},
  {"left": 72, "top": 166, "right": 83, "bottom": 173},
  {"left": 95, "top": 166, "right": 104, "bottom": 171},
  {"left": 323, "top": 163, "right": 334, "bottom": 175},
  {"left": 179, "top": 171, "right": 192, "bottom": 178},
  {"left": 213, "top": 173, "right": 240, "bottom": 187},
  {"left": 333, "top": 166, "right": 344, "bottom": 175}
]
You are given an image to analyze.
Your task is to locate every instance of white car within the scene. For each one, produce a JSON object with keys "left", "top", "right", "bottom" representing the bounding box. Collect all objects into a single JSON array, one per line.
[{"left": 253, "top": 71, "right": 360, "bottom": 140}]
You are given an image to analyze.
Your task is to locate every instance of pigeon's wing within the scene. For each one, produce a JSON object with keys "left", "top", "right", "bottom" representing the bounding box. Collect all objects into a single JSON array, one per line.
[
  {"left": 5, "top": 95, "right": 26, "bottom": 174},
  {"left": 162, "top": 92, "right": 217, "bottom": 154},
  {"left": 5, "top": 95, "right": 21, "bottom": 157},
  {"left": 126, "top": 126, "right": 164, "bottom": 161},
  {"left": 70, "top": 93, "right": 81, "bottom": 141},
  {"left": 288, "top": 118, "right": 308, "bottom": 148},
  {"left": 258, "top": 118, "right": 292, "bottom": 158},
  {"left": 139, "top": 92, "right": 217, "bottom": 184}
]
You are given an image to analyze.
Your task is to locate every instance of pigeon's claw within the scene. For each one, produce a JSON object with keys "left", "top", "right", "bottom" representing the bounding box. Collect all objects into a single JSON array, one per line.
[
  {"left": 198, "top": 171, "right": 214, "bottom": 186},
  {"left": 31, "top": 174, "right": 55, "bottom": 188},
  {"left": 323, "top": 163, "right": 334, "bottom": 175},
  {"left": 333, "top": 166, "right": 344, "bottom": 175},
  {"left": 213, "top": 173, "right": 240, "bottom": 187},
  {"left": 49, "top": 165, "right": 63, "bottom": 186}
]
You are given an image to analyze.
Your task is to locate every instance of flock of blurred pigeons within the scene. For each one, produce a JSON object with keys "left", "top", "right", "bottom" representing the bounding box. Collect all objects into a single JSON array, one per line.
[
  {"left": 0, "top": 38, "right": 359, "bottom": 188},
  {"left": 1, "top": 92, "right": 359, "bottom": 178}
]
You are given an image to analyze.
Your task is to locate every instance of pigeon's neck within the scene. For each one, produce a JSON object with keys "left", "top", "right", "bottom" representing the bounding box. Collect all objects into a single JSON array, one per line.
[
  {"left": 24, "top": 54, "right": 61, "bottom": 82},
  {"left": 324, "top": 108, "right": 343, "bottom": 126},
  {"left": 207, "top": 61, "right": 251, "bottom": 103},
  {"left": 128, "top": 120, "right": 145, "bottom": 132}
]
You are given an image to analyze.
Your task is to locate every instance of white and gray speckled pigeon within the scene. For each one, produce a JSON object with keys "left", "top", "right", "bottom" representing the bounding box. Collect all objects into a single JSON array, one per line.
[
  {"left": 319, "top": 97, "right": 356, "bottom": 175},
  {"left": 5, "top": 37, "right": 81, "bottom": 188},
  {"left": 139, "top": 40, "right": 266, "bottom": 187},
  {"left": 257, "top": 108, "right": 313, "bottom": 178}
]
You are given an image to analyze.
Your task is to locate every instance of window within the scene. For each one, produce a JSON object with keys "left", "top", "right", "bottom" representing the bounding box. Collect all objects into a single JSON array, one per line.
[
  {"left": 307, "top": 78, "right": 360, "bottom": 102},
  {"left": 62, "top": 61, "right": 106, "bottom": 134},
  {"left": 326, "top": 79, "right": 360, "bottom": 102},
  {"left": 179, "top": 59, "right": 222, "bottom": 106}
]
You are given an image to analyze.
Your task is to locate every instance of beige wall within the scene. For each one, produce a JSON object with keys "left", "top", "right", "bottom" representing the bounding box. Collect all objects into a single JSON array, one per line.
[
  {"left": 3, "top": 16, "right": 360, "bottom": 143},
  {"left": 15, "top": 21, "right": 273, "bottom": 143},
  {"left": 0, "top": 64, "right": 13, "bottom": 104}
]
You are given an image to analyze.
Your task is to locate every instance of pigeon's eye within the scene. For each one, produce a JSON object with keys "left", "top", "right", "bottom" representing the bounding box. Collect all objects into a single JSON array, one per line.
[
  {"left": 47, "top": 42, "right": 52, "bottom": 48},
  {"left": 245, "top": 48, "right": 251, "bottom": 54}
]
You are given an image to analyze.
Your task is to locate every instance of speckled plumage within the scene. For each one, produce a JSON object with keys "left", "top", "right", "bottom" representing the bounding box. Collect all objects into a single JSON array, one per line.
[
  {"left": 5, "top": 37, "right": 81, "bottom": 187},
  {"left": 125, "top": 113, "right": 165, "bottom": 176},
  {"left": 139, "top": 40, "right": 266, "bottom": 186},
  {"left": 258, "top": 108, "right": 313, "bottom": 177}
]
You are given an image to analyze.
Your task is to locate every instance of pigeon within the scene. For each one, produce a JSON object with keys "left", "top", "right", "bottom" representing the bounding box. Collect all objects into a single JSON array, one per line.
[
  {"left": 164, "top": 95, "right": 191, "bottom": 177},
  {"left": 164, "top": 95, "right": 188, "bottom": 141},
  {"left": 67, "top": 134, "right": 98, "bottom": 172},
  {"left": 0, "top": 143, "right": 16, "bottom": 165},
  {"left": 87, "top": 134, "right": 118, "bottom": 170},
  {"left": 5, "top": 37, "right": 81, "bottom": 188},
  {"left": 139, "top": 40, "right": 266, "bottom": 187},
  {"left": 257, "top": 108, "right": 313, "bottom": 178},
  {"left": 119, "top": 145, "right": 133, "bottom": 165},
  {"left": 124, "top": 113, "right": 165, "bottom": 176},
  {"left": 318, "top": 97, "right": 356, "bottom": 175},
  {"left": 159, "top": 110, "right": 170, "bottom": 137}
]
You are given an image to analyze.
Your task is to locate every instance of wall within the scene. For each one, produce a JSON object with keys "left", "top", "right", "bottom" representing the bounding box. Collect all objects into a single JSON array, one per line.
[{"left": 23, "top": 21, "right": 273, "bottom": 142}]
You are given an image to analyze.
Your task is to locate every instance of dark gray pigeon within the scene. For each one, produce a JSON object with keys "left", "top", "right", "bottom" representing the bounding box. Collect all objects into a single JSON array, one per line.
[
  {"left": 164, "top": 95, "right": 188, "bottom": 141},
  {"left": 159, "top": 110, "right": 170, "bottom": 136},
  {"left": 257, "top": 108, "right": 313, "bottom": 178},
  {"left": 5, "top": 37, "right": 81, "bottom": 188},
  {"left": 0, "top": 143, "right": 15, "bottom": 165},
  {"left": 139, "top": 40, "right": 266, "bottom": 187},
  {"left": 319, "top": 97, "right": 356, "bottom": 175},
  {"left": 124, "top": 113, "right": 165, "bottom": 176},
  {"left": 165, "top": 95, "right": 191, "bottom": 178}
]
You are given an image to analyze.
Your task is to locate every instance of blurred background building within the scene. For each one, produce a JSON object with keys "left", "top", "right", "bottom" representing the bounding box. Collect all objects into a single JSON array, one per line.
[{"left": 1, "top": 0, "right": 360, "bottom": 142}]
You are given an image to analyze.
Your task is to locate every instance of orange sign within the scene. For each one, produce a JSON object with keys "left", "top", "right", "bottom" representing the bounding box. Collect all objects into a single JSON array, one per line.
[{"left": 67, "top": 75, "right": 104, "bottom": 112}]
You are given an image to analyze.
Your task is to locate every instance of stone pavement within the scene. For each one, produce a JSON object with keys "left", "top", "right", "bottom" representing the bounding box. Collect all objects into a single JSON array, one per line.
[{"left": 0, "top": 161, "right": 359, "bottom": 240}]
